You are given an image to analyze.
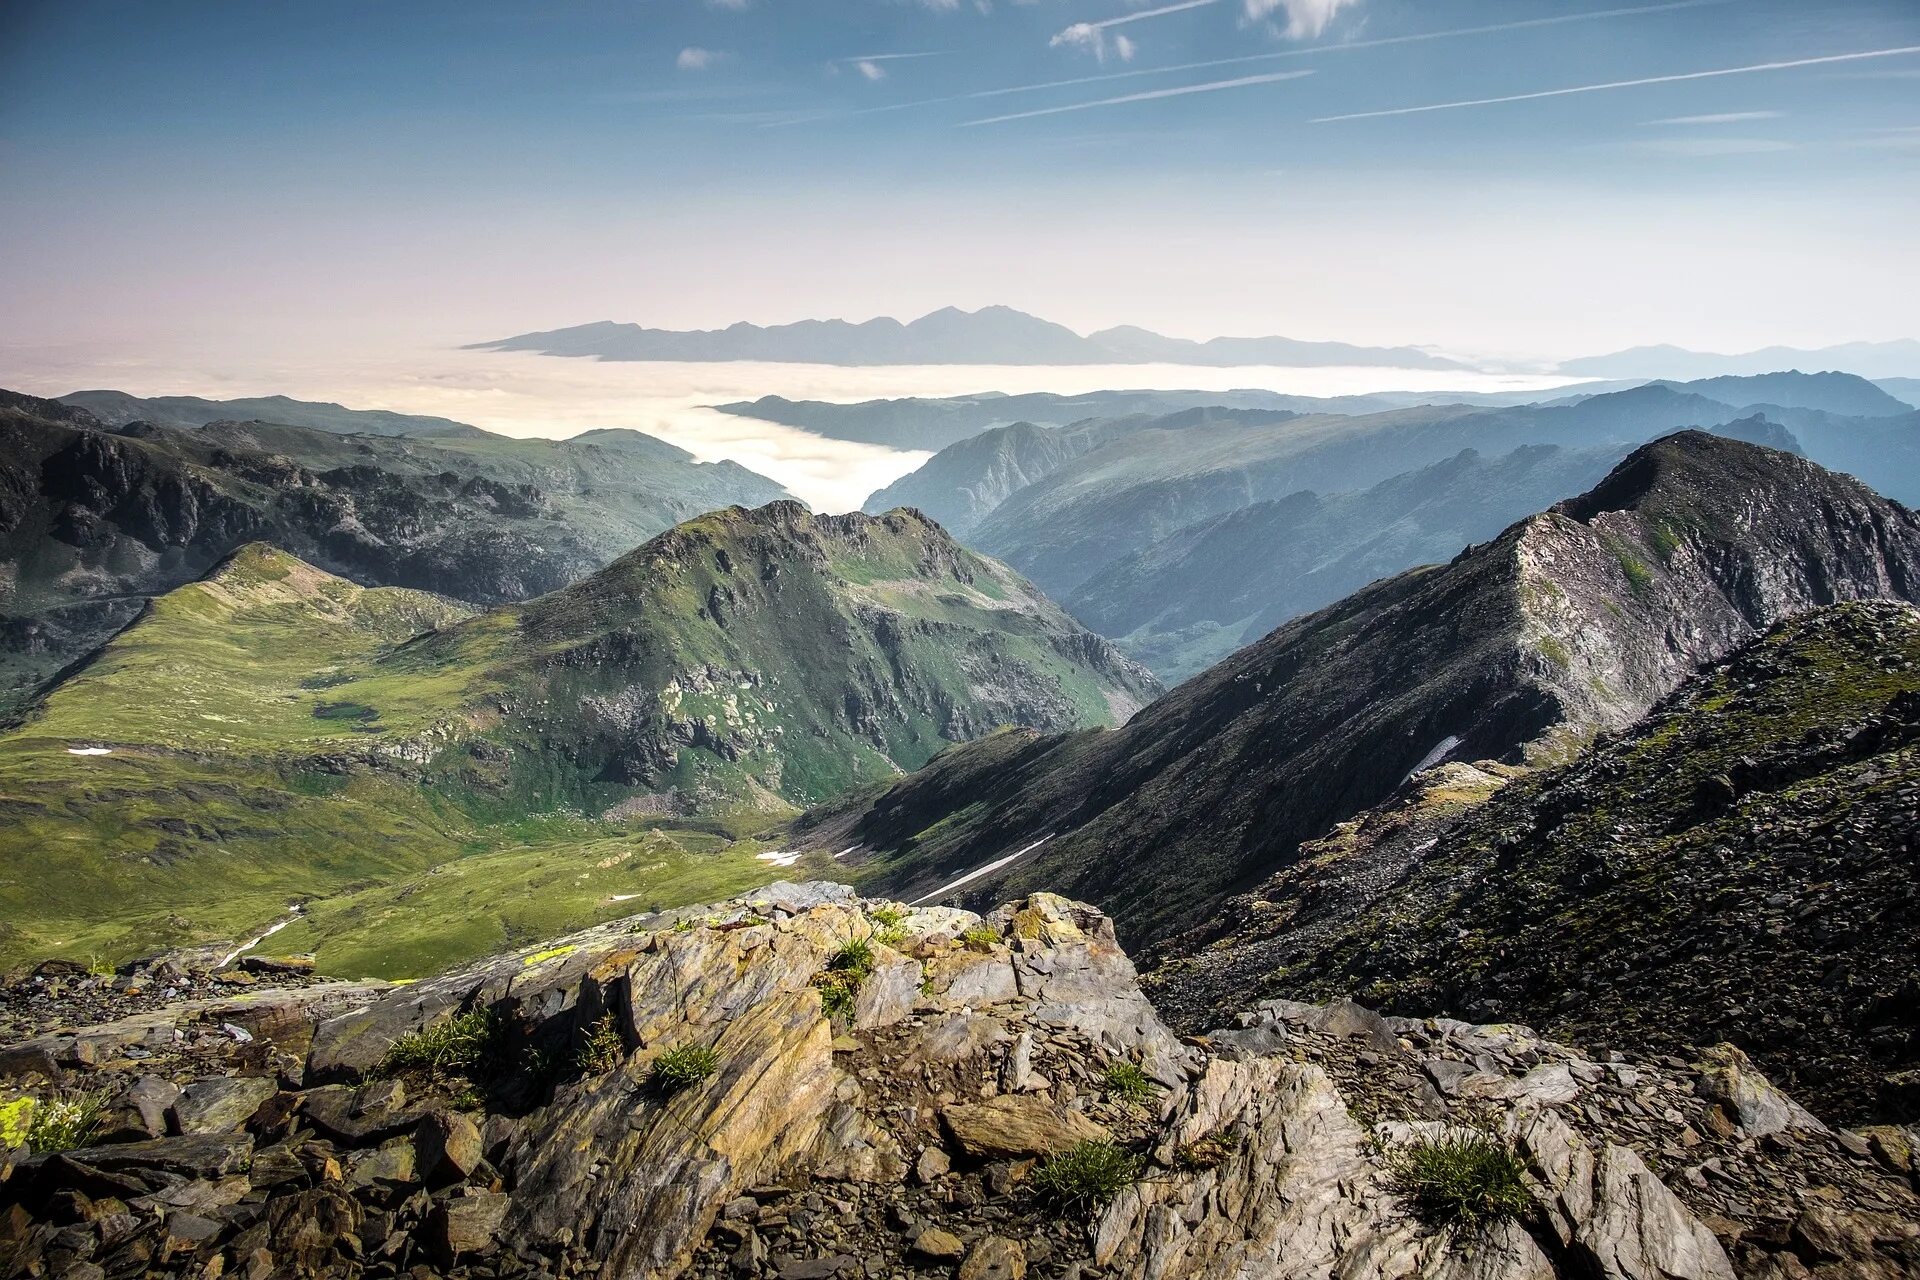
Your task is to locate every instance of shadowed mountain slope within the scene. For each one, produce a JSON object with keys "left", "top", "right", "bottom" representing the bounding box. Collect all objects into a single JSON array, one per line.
[{"left": 811, "top": 433, "right": 1920, "bottom": 949}]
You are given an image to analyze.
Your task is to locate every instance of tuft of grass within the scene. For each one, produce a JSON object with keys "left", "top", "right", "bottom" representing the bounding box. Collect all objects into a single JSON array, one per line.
[
  {"left": 576, "top": 1013, "right": 625, "bottom": 1075},
  {"left": 1101, "top": 1061, "right": 1157, "bottom": 1104},
  {"left": 1173, "top": 1132, "right": 1235, "bottom": 1171},
  {"left": 1032, "top": 1140, "right": 1142, "bottom": 1210},
  {"left": 1389, "top": 1130, "right": 1534, "bottom": 1228},
  {"left": 377, "top": 1009, "right": 498, "bottom": 1077},
  {"left": 649, "top": 1042, "right": 720, "bottom": 1093},
  {"left": 818, "top": 979, "right": 856, "bottom": 1021},
  {"left": 830, "top": 937, "right": 876, "bottom": 981},
  {"left": 960, "top": 925, "right": 999, "bottom": 952},
  {"left": 866, "top": 904, "right": 908, "bottom": 946},
  {"left": 28, "top": 1091, "right": 108, "bottom": 1153}
]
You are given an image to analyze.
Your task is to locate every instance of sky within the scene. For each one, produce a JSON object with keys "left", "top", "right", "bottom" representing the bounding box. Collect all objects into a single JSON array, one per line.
[{"left": 2, "top": 0, "right": 1918, "bottom": 380}]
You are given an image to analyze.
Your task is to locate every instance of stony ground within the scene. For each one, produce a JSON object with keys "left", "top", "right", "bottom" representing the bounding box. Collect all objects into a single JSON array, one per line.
[{"left": 2, "top": 884, "right": 1916, "bottom": 1280}]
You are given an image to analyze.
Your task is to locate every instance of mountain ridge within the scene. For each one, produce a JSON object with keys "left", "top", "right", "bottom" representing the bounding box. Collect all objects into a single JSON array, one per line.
[
  {"left": 812, "top": 432, "right": 1920, "bottom": 949},
  {"left": 469, "top": 306, "right": 1470, "bottom": 370}
]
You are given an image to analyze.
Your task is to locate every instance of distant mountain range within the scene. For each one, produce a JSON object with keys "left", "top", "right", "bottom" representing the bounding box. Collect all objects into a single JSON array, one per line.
[
  {"left": 468, "top": 306, "right": 1470, "bottom": 370},
  {"left": 1561, "top": 339, "right": 1920, "bottom": 380}
]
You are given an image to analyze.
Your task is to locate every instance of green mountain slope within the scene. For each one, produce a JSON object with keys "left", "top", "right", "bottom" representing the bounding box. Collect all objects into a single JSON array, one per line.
[
  {"left": 0, "top": 389, "right": 788, "bottom": 709},
  {"left": 58, "top": 389, "right": 492, "bottom": 438},
  {"left": 0, "top": 506, "right": 1155, "bottom": 969},
  {"left": 1150, "top": 601, "right": 1920, "bottom": 1123},
  {"left": 813, "top": 433, "right": 1920, "bottom": 949}
]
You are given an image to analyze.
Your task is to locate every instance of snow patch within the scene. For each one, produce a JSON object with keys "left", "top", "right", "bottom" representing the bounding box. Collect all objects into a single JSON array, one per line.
[
  {"left": 910, "top": 835, "right": 1055, "bottom": 907},
  {"left": 66, "top": 746, "right": 113, "bottom": 756},
  {"left": 756, "top": 850, "right": 802, "bottom": 867},
  {"left": 1404, "top": 735, "right": 1463, "bottom": 783}
]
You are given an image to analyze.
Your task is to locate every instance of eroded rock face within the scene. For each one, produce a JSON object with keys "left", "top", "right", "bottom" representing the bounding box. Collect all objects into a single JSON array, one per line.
[{"left": 1, "top": 885, "right": 1915, "bottom": 1280}]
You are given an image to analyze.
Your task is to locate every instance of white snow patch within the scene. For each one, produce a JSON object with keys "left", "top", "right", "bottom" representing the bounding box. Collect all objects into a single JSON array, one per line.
[
  {"left": 220, "top": 906, "right": 305, "bottom": 968},
  {"left": 834, "top": 844, "right": 859, "bottom": 860},
  {"left": 66, "top": 746, "right": 113, "bottom": 756},
  {"left": 756, "top": 850, "right": 803, "bottom": 867},
  {"left": 909, "top": 835, "right": 1055, "bottom": 907},
  {"left": 1404, "top": 735, "right": 1463, "bottom": 783},
  {"left": 608, "top": 893, "right": 644, "bottom": 903}
]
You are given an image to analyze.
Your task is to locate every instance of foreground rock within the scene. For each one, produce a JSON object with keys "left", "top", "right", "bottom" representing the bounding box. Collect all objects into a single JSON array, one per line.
[{"left": 2, "top": 885, "right": 1914, "bottom": 1280}]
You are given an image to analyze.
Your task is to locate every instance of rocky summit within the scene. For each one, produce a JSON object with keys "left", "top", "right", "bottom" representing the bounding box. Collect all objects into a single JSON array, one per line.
[{"left": 2, "top": 885, "right": 1915, "bottom": 1280}]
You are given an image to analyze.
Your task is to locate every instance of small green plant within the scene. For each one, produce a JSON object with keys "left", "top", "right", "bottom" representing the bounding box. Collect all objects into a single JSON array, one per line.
[
  {"left": 818, "top": 979, "right": 857, "bottom": 1021},
  {"left": 866, "top": 905, "right": 908, "bottom": 946},
  {"left": 673, "top": 918, "right": 696, "bottom": 933},
  {"left": 1032, "top": 1140, "right": 1142, "bottom": 1209},
  {"left": 377, "top": 1009, "right": 498, "bottom": 1077},
  {"left": 577, "top": 1013, "right": 625, "bottom": 1075},
  {"left": 27, "top": 1091, "right": 107, "bottom": 1153},
  {"left": 960, "top": 925, "right": 999, "bottom": 952},
  {"left": 830, "top": 937, "right": 876, "bottom": 981},
  {"left": 1173, "top": 1133, "right": 1235, "bottom": 1171},
  {"left": 1389, "top": 1130, "right": 1534, "bottom": 1228},
  {"left": 1102, "top": 1062, "right": 1157, "bottom": 1104},
  {"left": 650, "top": 1042, "right": 720, "bottom": 1093}
]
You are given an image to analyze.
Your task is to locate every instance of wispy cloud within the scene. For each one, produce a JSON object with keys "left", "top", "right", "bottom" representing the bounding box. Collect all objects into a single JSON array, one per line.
[
  {"left": 705, "top": 0, "right": 750, "bottom": 9},
  {"left": 1314, "top": 45, "right": 1920, "bottom": 122},
  {"left": 1646, "top": 110, "right": 1783, "bottom": 124},
  {"left": 962, "top": 69, "right": 1313, "bottom": 127},
  {"left": 1051, "top": 0, "right": 1217, "bottom": 62},
  {"left": 1242, "top": 0, "right": 1362, "bottom": 41},
  {"left": 676, "top": 47, "right": 727, "bottom": 72},
  {"left": 856, "top": 60, "right": 887, "bottom": 81},
  {"left": 1633, "top": 136, "right": 1794, "bottom": 154},
  {"left": 767, "top": 1, "right": 1737, "bottom": 128}
]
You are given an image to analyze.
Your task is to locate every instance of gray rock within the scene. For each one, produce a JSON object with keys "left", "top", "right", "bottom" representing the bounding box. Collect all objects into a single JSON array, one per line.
[{"left": 169, "top": 1075, "right": 276, "bottom": 1135}]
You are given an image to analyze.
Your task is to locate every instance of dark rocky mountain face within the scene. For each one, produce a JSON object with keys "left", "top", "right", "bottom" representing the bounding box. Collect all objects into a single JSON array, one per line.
[
  {"left": 1149, "top": 602, "right": 1920, "bottom": 1125},
  {"left": 815, "top": 433, "right": 1920, "bottom": 952},
  {"left": 0, "top": 390, "right": 789, "bottom": 711}
]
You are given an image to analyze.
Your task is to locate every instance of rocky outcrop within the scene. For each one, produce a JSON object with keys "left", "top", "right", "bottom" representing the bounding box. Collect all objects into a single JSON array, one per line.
[{"left": 2, "top": 886, "right": 1913, "bottom": 1280}]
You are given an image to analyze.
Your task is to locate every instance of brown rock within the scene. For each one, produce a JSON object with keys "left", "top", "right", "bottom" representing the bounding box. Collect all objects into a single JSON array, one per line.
[
  {"left": 432, "top": 1191, "right": 510, "bottom": 1261},
  {"left": 910, "top": 1228, "right": 966, "bottom": 1260},
  {"left": 941, "top": 1096, "right": 1109, "bottom": 1160},
  {"left": 416, "top": 1111, "right": 485, "bottom": 1183},
  {"left": 959, "top": 1236, "right": 1026, "bottom": 1280}
]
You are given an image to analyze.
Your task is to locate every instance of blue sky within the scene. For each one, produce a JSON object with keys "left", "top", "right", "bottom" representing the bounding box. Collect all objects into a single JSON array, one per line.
[{"left": 2, "top": 0, "right": 1917, "bottom": 363}]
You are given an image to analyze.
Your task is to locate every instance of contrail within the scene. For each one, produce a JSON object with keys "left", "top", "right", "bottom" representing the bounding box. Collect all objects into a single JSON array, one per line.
[
  {"left": 962, "top": 69, "right": 1313, "bottom": 127},
  {"left": 1073, "top": 0, "right": 1219, "bottom": 31},
  {"left": 764, "top": 0, "right": 1737, "bottom": 127},
  {"left": 1314, "top": 45, "right": 1920, "bottom": 122}
]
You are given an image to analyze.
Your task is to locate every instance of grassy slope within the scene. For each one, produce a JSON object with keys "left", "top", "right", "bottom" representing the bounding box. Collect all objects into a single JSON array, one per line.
[
  {"left": 0, "top": 546, "right": 793, "bottom": 973},
  {"left": 0, "top": 512, "right": 1150, "bottom": 973}
]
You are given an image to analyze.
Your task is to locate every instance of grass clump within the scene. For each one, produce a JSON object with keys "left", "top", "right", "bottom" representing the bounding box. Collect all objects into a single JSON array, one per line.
[
  {"left": 576, "top": 1013, "right": 625, "bottom": 1075},
  {"left": 815, "top": 936, "right": 878, "bottom": 1023},
  {"left": 1389, "top": 1130, "right": 1534, "bottom": 1228},
  {"left": 377, "top": 1009, "right": 498, "bottom": 1078},
  {"left": 1032, "top": 1140, "right": 1142, "bottom": 1210},
  {"left": 866, "top": 904, "right": 908, "bottom": 946},
  {"left": 960, "top": 925, "right": 999, "bottom": 952},
  {"left": 27, "top": 1091, "right": 107, "bottom": 1153},
  {"left": 1173, "top": 1132, "right": 1235, "bottom": 1171},
  {"left": 649, "top": 1042, "right": 720, "bottom": 1093},
  {"left": 830, "top": 937, "right": 876, "bottom": 980},
  {"left": 1102, "top": 1061, "right": 1157, "bottom": 1104}
]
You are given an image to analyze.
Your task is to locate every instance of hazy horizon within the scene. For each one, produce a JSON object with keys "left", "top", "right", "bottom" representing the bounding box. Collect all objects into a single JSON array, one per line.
[{"left": 5, "top": 0, "right": 1918, "bottom": 374}]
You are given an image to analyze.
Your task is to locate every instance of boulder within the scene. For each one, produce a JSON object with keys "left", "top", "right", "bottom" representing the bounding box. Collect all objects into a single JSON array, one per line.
[
  {"left": 959, "top": 1236, "right": 1026, "bottom": 1280},
  {"left": 415, "top": 1111, "right": 484, "bottom": 1183},
  {"left": 432, "top": 1191, "right": 510, "bottom": 1261},
  {"left": 941, "top": 1096, "right": 1109, "bottom": 1160},
  {"left": 169, "top": 1076, "right": 276, "bottom": 1135}
]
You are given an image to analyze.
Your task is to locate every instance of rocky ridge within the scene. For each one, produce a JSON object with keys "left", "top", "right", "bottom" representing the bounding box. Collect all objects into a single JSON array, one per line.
[
  {"left": 1148, "top": 600, "right": 1920, "bottom": 1126},
  {"left": 2, "top": 885, "right": 1915, "bottom": 1280},
  {"left": 829, "top": 433, "right": 1920, "bottom": 948}
]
